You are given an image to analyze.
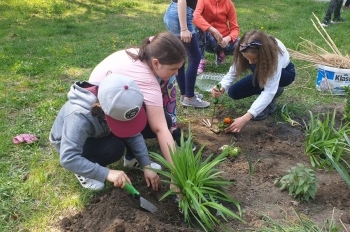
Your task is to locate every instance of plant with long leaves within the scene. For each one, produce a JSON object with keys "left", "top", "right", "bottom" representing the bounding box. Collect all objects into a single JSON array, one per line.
[
  {"left": 304, "top": 110, "right": 350, "bottom": 168},
  {"left": 343, "top": 86, "right": 350, "bottom": 122},
  {"left": 244, "top": 152, "right": 264, "bottom": 184},
  {"left": 280, "top": 104, "right": 302, "bottom": 127},
  {"left": 274, "top": 163, "right": 317, "bottom": 202},
  {"left": 149, "top": 128, "right": 243, "bottom": 231},
  {"left": 323, "top": 133, "right": 350, "bottom": 188}
]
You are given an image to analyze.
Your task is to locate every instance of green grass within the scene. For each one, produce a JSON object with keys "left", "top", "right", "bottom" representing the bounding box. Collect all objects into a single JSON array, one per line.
[{"left": 0, "top": 0, "right": 349, "bottom": 231}]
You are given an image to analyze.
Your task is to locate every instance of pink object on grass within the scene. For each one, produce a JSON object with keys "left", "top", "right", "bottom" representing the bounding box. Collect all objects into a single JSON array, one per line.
[{"left": 13, "top": 134, "right": 39, "bottom": 144}]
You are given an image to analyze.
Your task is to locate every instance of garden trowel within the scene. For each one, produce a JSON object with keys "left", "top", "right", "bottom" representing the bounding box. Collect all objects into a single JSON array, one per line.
[{"left": 123, "top": 182, "right": 158, "bottom": 213}]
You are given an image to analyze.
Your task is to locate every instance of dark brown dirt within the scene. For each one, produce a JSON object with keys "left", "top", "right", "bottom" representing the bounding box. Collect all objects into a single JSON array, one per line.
[{"left": 59, "top": 105, "right": 350, "bottom": 232}]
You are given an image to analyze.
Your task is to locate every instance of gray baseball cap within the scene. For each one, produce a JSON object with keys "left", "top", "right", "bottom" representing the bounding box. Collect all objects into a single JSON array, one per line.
[{"left": 98, "top": 74, "right": 147, "bottom": 138}]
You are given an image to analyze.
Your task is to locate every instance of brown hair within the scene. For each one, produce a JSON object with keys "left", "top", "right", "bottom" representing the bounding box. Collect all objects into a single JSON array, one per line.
[
  {"left": 233, "top": 30, "right": 283, "bottom": 88},
  {"left": 90, "top": 102, "right": 104, "bottom": 117},
  {"left": 126, "top": 31, "right": 186, "bottom": 68}
]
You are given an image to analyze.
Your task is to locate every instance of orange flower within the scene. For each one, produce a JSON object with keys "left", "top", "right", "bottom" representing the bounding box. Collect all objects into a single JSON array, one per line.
[{"left": 223, "top": 117, "right": 233, "bottom": 124}]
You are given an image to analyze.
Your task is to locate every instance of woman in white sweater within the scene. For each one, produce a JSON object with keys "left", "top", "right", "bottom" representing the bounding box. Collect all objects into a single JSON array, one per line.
[{"left": 211, "top": 30, "right": 295, "bottom": 133}]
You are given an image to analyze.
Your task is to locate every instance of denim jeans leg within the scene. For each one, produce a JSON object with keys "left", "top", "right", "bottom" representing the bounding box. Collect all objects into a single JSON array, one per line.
[
  {"left": 196, "top": 27, "right": 206, "bottom": 60},
  {"left": 205, "top": 32, "right": 219, "bottom": 53},
  {"left": 334, "top": 0, "right": 344, "bottom": 19},
  {"left": 279, "top": 62, "right": 296, "bottom": 87},
  {"left": 324, "top": 0, "right": 337, "bottom": 21},
  {"left": 184, "top": 33, "right": 201, "bottom": 97},
  {"left": 222, "top": 38, "right": 240, "bottom": 55},
  {"left": 227, "top": 74, "right": 262, "bottom": 100},
  {"left": 176, "top": 63, "right": 186, "bottom": 96}
]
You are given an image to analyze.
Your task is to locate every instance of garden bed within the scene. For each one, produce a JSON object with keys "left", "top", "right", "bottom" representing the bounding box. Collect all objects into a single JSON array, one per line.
[{"left": 59, "top": 106, "right": 350, "bottom": 231}]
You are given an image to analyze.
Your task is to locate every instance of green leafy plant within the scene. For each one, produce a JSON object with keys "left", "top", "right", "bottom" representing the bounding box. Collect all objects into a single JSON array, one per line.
[
  {"left": 221, "top": 144, "right": 242, "bottom": 158},
  {"left": 149, "top": 128, "right": 243, "bottom": 231},
  {"left": 304, "top": 110, "right": 350, "bottom": 168},
  {"left": 343, "top": 86, "right": 350, "bottom": 122},
  {"left": 274, "top": 163, "right": 317, "bottom": 202},
  {"left": 280, "top": 104, "right": 302, "bottom": 127}
]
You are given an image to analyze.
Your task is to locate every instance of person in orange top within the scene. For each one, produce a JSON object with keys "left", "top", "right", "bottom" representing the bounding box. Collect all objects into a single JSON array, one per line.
[{"left": 193, "top": 0, "right": 240, "bottom": 74}]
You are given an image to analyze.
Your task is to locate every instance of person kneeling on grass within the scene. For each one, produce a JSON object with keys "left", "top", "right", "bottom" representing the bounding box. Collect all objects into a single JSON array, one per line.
[
  {"left": 88, "top": 31, "right": 196, "bottom": 153},
  {"left": 211, "top": 30, "right": 296, "bottom": 133},
  {"left": 49, "top": 75, "right": 161, "bottom": 191},
  {"left": 321, "top": 0, "right": 345, "bottom": 27},
  {"left": 193, "top": 0, "right": 240, "bottom": 75}
]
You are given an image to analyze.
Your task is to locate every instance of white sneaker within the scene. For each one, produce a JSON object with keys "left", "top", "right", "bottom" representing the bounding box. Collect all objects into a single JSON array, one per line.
[
  {"left": 182, "top": 96, "right": 210, "bottom": 108},
  {"left": 74, "top": 174, "right": 105, "bottom": 191},
  {"left": 123, "top": 156, "right": 162, "bottom": 170},
  {"left": 180, "top": 92, "right": 203, "bottom": 103}
]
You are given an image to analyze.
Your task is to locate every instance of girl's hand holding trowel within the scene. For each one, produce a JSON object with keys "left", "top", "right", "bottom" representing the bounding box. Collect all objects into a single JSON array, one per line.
[
  {"left": 107, "top": 170, "right": 131, "bottom": 188},
  {"left": 143, "top": 167, "right": 160, "bottom": 191}
]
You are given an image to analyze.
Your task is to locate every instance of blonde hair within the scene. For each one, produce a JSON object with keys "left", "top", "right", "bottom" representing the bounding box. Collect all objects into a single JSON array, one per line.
[{"left": 233, "top": 30, "right": 283, "bottom": 88}]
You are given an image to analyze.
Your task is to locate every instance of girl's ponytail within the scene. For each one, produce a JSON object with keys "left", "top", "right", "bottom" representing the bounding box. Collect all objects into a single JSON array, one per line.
[{"left": 126, "top": 31, "right": 186, "bottom": 66}]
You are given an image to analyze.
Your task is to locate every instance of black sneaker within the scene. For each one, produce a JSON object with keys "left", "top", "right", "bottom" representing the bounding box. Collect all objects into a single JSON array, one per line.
[
  {"left": 171, "top": 128, "right": 197, "bottom": 151},
  {"left": 321, "top": 20, "right": 329, "bottom": 27},
  {"left": 253, "top": 101, "right": 276, "bottom": 121},
  {"left": 253, "top": 87, "right": 284, "bottom": 121},
  {"left": 332, "top": 17, "right": 345, "bottom": 23},
  {"left": 274, "top": 86, "right": 284, "bottom": 99}
]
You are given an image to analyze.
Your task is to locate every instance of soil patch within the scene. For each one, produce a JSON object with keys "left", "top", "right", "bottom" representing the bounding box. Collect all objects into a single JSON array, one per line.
[{"left": 59, "top": 107, "right": 350, "bottom": 231}]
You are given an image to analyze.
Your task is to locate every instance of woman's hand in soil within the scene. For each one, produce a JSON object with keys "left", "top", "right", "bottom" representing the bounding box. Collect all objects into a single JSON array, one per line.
[
  {"left": 143, "top": 167, "right": 160, "bottom": 191},
  {"left": 211, "top": 85, "right": 224, "bottom": 98},
  {"left": 224, "top": 113, "right": 252, "bottom": 133},
  {"left": 107, "top": 170, "right": 131, "bottom": 188}
]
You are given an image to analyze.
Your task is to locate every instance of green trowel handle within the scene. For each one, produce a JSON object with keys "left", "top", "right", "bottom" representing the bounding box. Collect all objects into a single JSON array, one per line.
[
  {"left": 213, "top": 83, "right": 222, "bottom": 104},
  {"left": 124, "top": 182, "right": 140, "bottom": 198}
]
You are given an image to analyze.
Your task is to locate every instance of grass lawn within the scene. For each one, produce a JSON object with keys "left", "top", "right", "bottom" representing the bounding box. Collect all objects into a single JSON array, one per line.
[{"left": 0, "top": 0, "right": 349, "bottom": 231}]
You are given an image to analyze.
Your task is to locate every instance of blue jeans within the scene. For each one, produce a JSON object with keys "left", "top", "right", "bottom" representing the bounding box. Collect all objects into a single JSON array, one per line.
[
  {"left": 196, "top": 27, "right": 239, "bottom": 60},
  {"left": 164, "top": 2, "right": 201, "bottom": 97},
  {"left": 324, "top": 0, "right": 344, "bottom": 21},
  {"left": 227, "top": 62, "right": 296, "bottom": 99}
]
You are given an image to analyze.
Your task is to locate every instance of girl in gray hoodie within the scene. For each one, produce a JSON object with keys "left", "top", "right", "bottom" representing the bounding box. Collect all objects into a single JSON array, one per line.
[{"left": 50, "top": 75, "right": 160, "bottom": 191}]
